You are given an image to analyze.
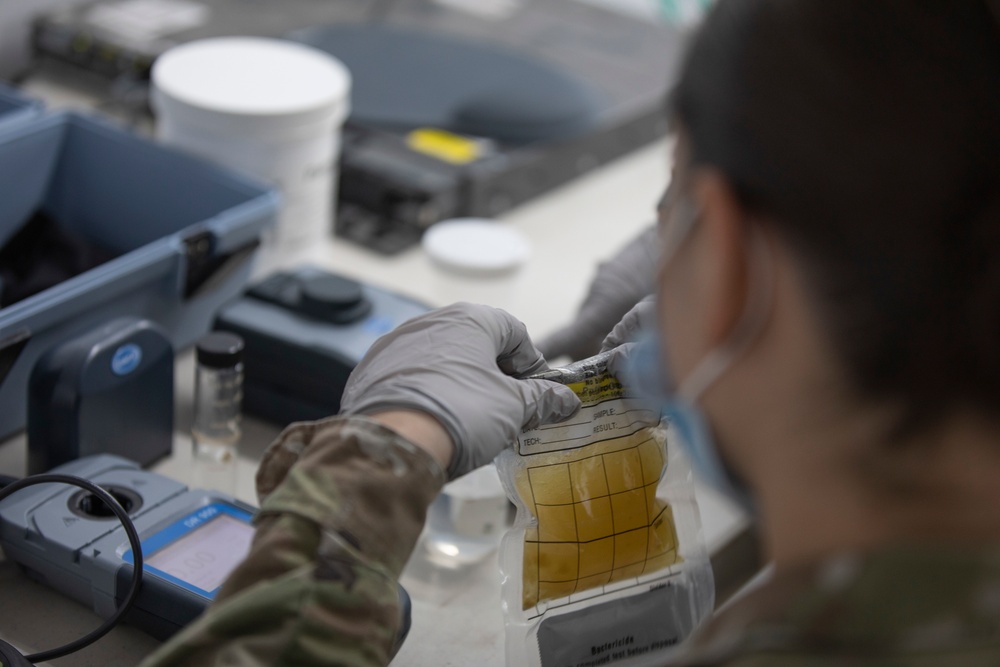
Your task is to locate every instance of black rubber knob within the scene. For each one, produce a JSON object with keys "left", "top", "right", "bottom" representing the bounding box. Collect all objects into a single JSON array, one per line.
[{"left": 299, "top": 274, "right": 371, "bottom": 324}]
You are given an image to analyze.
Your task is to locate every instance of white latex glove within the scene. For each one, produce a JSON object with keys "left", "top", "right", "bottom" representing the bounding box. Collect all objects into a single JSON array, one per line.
[
  {"left": 601, "top": 296, "right": 657, "bottom": 352},
  {"left": 538, "top": 225, "right": 657, "bottom": 361},
  {"left": 600, "top": 296, "right": 657, "bottom": 384},
  {"left": 340, "top": 302, "right": 582, "bottom": 479}
]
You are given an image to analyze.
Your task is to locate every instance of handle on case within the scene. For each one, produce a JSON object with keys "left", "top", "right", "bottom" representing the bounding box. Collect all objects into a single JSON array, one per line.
[
  {"left": 0, "top": 328, "right": 30, "bottom": 392},
  {"left": 182, "top": 231, "right": 260, "bottom": 300}
]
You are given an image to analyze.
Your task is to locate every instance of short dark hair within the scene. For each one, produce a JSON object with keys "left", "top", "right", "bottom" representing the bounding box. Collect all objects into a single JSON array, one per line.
[{"left": 671, "top": 0, "right": 1000, "bottom": 432}]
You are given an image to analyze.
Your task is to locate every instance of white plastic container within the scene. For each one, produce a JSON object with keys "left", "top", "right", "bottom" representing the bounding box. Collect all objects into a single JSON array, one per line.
[
  {"left": 152, "top": 37, "right": 351, "bottom": 257},
  {"left": 423, "top": 464, "right": 511, "bottom": 567}
]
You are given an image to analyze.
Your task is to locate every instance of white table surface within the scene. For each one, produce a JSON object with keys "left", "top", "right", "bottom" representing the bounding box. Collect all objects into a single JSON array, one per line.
[{"left": 0, "top": 83, "right": 746, "bottom": 665}]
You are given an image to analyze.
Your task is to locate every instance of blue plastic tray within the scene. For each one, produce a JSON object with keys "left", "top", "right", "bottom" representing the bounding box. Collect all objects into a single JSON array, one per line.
[
  {"left": 0, "top": 84, "right": 42, "bottom": 132},
  {"left": 0, "top": 111, "right": 279, "bottom": 439}
]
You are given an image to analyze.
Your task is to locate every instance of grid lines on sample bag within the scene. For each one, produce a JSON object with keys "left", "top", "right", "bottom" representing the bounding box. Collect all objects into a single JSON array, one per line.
[{"left": 519, "top": 429, "right": 681, "bottom": 610}]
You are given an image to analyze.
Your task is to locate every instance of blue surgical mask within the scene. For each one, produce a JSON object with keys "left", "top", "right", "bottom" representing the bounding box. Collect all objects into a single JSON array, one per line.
[
  {"left": 624, "top": 197, "right": 773, "bottom": 514},
  {"left": 626, "top": 332, "right": 757, "bottom": 512}
]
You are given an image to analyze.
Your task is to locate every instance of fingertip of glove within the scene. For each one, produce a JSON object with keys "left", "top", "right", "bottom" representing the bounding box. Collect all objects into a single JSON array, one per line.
[
  {"left": 542, "top": 381, "right": 582, "bottom": 421},
  {"left": 600, "top": 325, "right": 630, "bottom": 353},
  {"left": 605, "top": 342, "right": 636, "bottom": 379}
]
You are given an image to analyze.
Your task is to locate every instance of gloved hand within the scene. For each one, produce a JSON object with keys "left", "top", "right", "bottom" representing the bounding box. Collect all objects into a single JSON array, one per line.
[
  {"left": 340, "top": 302, "right": 582, "bottom": 479},
  {"left": 601, "top": 296, "right": 657, "bottom": 352},
  {"left": 600, "top": 296, "right": 658, "bottom": 386},
  {"left": 537, "top": 225, "right": 658, "bottom": 362}
]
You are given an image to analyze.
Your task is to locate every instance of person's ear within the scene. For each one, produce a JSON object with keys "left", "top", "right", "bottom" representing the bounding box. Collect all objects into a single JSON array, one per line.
[{"left": 691, "top": 170, "right": 754, "bottom": 348}]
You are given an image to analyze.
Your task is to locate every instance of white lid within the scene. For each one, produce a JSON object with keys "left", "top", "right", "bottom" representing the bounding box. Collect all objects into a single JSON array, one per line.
[
  {"left": 152, "top": 37, "right": 351, "bottom": 128},
  {"left": 422, "top": 219, "right": 531, "bottom": 275}
]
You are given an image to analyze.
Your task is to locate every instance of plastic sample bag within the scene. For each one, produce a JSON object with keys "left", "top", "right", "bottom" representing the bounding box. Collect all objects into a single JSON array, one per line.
[{"left": 496, "top": 352, "right": 714, "bottom": 667}]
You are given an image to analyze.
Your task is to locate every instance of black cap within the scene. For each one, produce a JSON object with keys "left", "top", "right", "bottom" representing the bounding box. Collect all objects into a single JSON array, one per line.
[{"left": 196, "top": 332, "right": 244, "bottom": 369}]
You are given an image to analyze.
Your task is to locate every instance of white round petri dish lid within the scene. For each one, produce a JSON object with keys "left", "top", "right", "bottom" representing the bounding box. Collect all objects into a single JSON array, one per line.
[{"left": 422, "top": 219, "right": 531, "bottom": 275}]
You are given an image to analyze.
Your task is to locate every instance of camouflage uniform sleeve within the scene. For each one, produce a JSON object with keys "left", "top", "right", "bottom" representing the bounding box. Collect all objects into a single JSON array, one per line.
[{"left": 139, "top": 415, "right": 446, "bottom": 667}]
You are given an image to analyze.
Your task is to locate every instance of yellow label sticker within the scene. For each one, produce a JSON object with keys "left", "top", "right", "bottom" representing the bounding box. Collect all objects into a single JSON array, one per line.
[
  {"left": 406, "top": 128, "right": 482, "bottom": 164},
  {"left": 566, "top": 375, "right": 627, "bottom": 404}
]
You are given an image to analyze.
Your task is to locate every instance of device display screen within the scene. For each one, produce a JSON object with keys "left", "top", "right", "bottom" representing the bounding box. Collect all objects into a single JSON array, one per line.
[{"left": 146, "top": 513, "right": 255, "bottom": 592}]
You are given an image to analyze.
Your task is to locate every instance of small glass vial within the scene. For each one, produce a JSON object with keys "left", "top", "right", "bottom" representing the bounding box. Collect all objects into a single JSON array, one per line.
[{"left": 191, "top": 332, "right": 244, "bottom": 493}]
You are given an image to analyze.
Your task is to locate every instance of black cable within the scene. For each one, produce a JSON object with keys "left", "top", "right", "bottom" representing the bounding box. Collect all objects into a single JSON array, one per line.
[
  {"left": 0, "top": 474, "right": 18, "bottom": 490},
  {"left": 0, "top": 474, "right": 144, "bottom": 663}
]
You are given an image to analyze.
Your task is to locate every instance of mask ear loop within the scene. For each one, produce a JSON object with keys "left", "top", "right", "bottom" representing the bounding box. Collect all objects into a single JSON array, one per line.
[{"left": 676, "top": 220, "right": 776, "bottom": 404}]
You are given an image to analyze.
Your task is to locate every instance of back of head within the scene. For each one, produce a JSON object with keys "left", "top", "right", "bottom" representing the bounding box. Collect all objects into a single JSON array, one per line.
[{"left": 672, "top": 0, "right": 1000, "bottom": 434}]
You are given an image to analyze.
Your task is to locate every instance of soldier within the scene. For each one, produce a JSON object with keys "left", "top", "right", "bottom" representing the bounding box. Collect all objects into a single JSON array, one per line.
[{"left": 142, "top": 1, "right": 1000, "bottom": 665}]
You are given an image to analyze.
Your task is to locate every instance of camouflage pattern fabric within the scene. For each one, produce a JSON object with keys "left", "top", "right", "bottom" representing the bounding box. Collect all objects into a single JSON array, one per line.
[
  {"left": 139, "top": 416, "right": 445, "bottom": 667},
  {"left": 676, "top": 546, "right": 1000, "bottom": 666},
  {"left": 139, "top": 414, "right": 1000, "bottom": 666}
]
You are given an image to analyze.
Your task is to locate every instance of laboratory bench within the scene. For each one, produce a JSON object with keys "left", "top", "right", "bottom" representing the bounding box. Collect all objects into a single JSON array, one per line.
[{"left": 0, "top": 96, "right": 750, "bottom": 664}]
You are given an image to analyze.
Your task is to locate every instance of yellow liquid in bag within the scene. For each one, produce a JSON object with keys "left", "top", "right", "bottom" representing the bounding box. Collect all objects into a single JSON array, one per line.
[{"left": 514, "top": 375, "right": 681, "bottom": 610}]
